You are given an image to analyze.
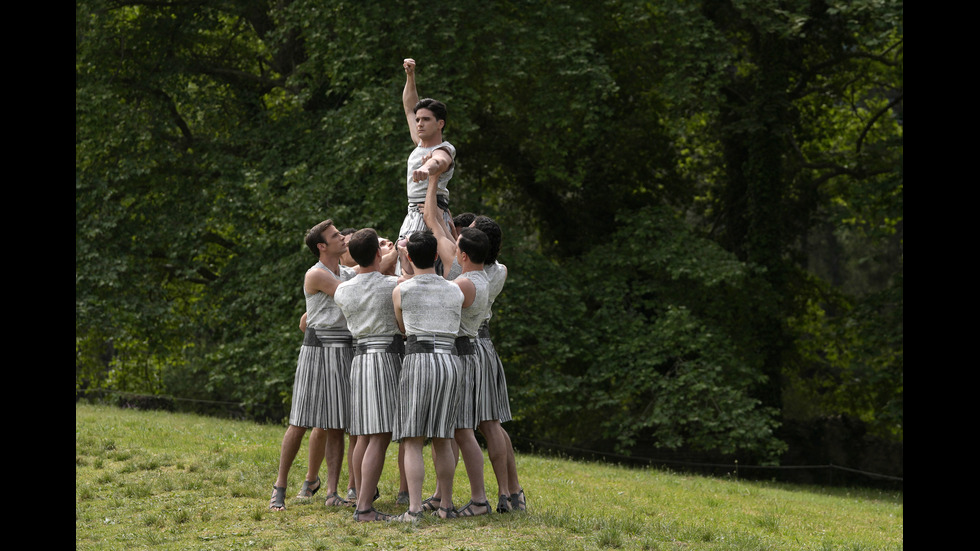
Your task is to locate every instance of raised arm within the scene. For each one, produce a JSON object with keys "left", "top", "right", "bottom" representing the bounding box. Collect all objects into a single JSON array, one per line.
[
  {"left": 403, "top": 58, "right": 420, "bottom": 145},
  {"left": 424, "top": 174, "right": 457, "bottom": 278}
]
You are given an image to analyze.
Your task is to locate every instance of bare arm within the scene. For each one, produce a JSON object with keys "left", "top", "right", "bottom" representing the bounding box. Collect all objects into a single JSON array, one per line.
[
  {"left": 454, "top": 277, "right": 476, "bottom": 308},
  {"left": 403, "top": 58, "right": 420, "bottom": 145},
  {"left": 392, "top": 286, "right": 405, "bottom": 334},
  {"left": 411, "top": 148, "right": 453, "bottom": 184},
  {"left": 379, "top": 239, "right": 397, "bottom": 275},
  {"left": 299, "top": 312, "right": 307, "bottom": 333},
  {"left": 304, "top": 266, "right": 341, "bottom": 297},
  {"left": 424, "top": 173, "right": 457, "bottom": 277}
]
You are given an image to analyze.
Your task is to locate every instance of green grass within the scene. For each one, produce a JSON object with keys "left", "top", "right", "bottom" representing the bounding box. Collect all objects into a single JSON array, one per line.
[{"left": 76, "top": 403, "right": 902, "bottom": 550}]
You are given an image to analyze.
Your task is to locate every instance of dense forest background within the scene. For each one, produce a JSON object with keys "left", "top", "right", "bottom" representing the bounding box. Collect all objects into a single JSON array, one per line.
[{"left": 76, "top": 0, "right": 902, "bottom": 478}]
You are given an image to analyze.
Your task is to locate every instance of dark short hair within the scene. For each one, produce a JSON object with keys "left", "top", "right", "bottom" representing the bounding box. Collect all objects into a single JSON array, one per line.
[
  {"left": 453, "top": 212, "right": 476, "bottom": 230},
  {"left": 472, "top": 216, "right": 501, "bottom": 264},
  {"left": 457, "top": 227, "right": 489, "bottom": 265},
  {"left": 348, "top": 228, "right": 380, "bottom": 267},
  {"left": 340, "top": 227, "right": 357, "bottom": 236},
  {"left": 414, "top": 98, "right": 447, "bottom": 129},
  {"left": 407, "top": 231, "right": 438, "bottom": 270},
  {"left": 305, "top": 219, "right": 335, "bottom": 258}
]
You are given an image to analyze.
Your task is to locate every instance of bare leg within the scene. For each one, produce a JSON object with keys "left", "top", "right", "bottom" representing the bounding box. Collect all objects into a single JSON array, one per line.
[
  {"left": 271, "top": 425, "right": 307, "bottom": 510},
  {"left": 431, "top": 437, "right": 457, "bottom": 517},
  {"left": 501, "top": 427, "right": 524, "bottom": 509},
  {"left": 429, "top": 436, "right": 461, "bottom": 502},
  {"left": 323, "top": 428, "right": 346, "bottom": 498},
  {"left": 355, "top": 433, "right": 392, "bottom": 513},
  {"left": 305, "top": 427, "right": 327, "bottom": 484},
  {"left": 402, "top": 437, "right": 425, "bottom": 513},
  {"left": 398, "top": 441, "right": 409, "bottom": 495},
  {"left": 479, "top": 420, "right": 511, "bottom": 498},
  {"left": 455, "top": 428, "right": 491, "bottom": 515},
  {"left": 347, "top": 434, "right": 358, "bottom": 497},
  {"left": 275, "top": 425, "right": 308, "bottom": 488}
]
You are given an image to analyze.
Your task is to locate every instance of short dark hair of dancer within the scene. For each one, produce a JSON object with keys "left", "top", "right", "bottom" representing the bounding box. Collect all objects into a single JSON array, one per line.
[
  {"left": 472, "top": 216, "right": 502, "bottom": 265},
  {"left": 414, "top": 98, "right": 447, "bottom": 129},
  {"left": 348, "top": 228, "right": 380, "bottom": 267},
  {"left": 305, "top": 219, "right": 335, "bottom": 258},
  {"left": 457, "top": 227, "right": 489, "bottom": 265},
  {"left": 340, "top": 227, "right": 357, "bottom": 236},
  {"left": 453, "top": 212, "right": 476, "bottom": 231},
  {"left": 407, "top": 231, "right": 438, "bottom": 270}
]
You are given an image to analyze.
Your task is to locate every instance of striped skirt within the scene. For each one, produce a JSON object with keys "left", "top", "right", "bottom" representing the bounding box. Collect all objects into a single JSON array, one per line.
[
  {"left": 397, "top": 204, "right": 454, "bottom": 240},
  {"left": 394, "top": 336, "right": 461, "bottom": 440},
  {"left": 477, "top": 324, "right": 512, "bottom": 423},
  {"left": 289, "top": 327, "right": 353, "bottom": 430},
  {"left": 455, "top": 337, "right": 478, "bottom": 430},
  {"left": 349, "top": 336, "right": 402, "bottom": 436}
]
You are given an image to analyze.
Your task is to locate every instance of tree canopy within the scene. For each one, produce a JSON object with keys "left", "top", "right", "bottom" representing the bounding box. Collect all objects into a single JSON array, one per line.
[{"left": 77, "top": 0, "right": 903, "bottom": 461}]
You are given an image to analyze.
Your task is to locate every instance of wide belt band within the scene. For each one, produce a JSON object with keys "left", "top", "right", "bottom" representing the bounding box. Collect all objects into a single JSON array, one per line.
[
  {"left": 405, "top": 334, "right": 457, "bottom": 355},
  {"left": 355, "top": 335, "right": 405, "bottom": 355},
  {"left": 315, "top": 328, "right": 353, "bottom": 348},
  {"left": 454, "top": 336, "right": 476, "bottom": 356}
]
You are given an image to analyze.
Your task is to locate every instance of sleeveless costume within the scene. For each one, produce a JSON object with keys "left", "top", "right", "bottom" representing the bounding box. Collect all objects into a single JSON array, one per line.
[
  {"left": 455, "top": 269, "right": 491, "bottom": 430},
  {"left": 334, "top": 271, "right": 404, "bottom": 436},
  {"left": 393, "top": 273, "right": 464, "bottom": 440},
  {"left": 397, "top": 141, "right": 456, "bottom": 240},
  {"left": 289, "top": 262, "right": 355, "bottom": 429},
  {"left": 478, "top": 261, "right": 512, "bottom": 422}
]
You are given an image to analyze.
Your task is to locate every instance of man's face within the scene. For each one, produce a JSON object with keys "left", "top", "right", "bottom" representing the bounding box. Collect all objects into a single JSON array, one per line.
[
  {"left": 320, "top": 225, "right": 348, "bottom": 255},
  {"left": 415, "top": 108, "right": 443, "bottom": 140}
]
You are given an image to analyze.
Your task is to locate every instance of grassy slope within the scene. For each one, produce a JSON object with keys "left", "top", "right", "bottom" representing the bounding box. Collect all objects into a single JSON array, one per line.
[{"left": 76, "top": 404, "right": 902, "bottom": 550}]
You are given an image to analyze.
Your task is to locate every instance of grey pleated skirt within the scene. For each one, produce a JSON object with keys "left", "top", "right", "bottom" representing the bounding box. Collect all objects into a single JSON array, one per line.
[
  {"left": 289, "top": 327, "right": 353, "bottom": 430},
  {"left": 477, "top": 326, "right": 512, "bottom": 423},
  {"left": 455, "top": 338, "right": 478, "bottom": 430},
  {"left": 394, "top": 342, "right": 461, "bottom": 440},
  {"left": 349, "top": 336, "right": 402, "bottom": 436}
]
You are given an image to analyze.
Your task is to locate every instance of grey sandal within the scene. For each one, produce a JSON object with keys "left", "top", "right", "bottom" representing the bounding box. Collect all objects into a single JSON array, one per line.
[
  {"left": 269, "top": 485, "right": 287, "bottom": 510},
  {"left": 353, "top": 507, "right": 392, "bottom": 522},
  {"left": 496, "top": 494, "right": 511, "bottom": 513},
  {"left": 457, "top": 500, "right": 492, "bottom": 517},
  {"left": 420, "top": 495, "right": 441, "bottom": 511},
  {"left": 297, "top": 476, "right": 321, "bottom": 498},
  {"left": 510, "top": 488, "right": 527, "bottom": 511},
  {"left": 324, "top": 491, "right": 351, "bottom": 507},
  {"left": 437, "top": 506, "right": 458, "bottom": 519}
]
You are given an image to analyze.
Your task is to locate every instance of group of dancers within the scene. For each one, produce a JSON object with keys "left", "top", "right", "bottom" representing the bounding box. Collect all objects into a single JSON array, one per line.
[{"left": 267, "top": 58, "right": 524, "bottom": 522}]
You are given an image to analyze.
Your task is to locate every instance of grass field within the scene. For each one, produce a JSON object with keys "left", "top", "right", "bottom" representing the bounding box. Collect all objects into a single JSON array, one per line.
[{"left": 75, "top": 403, "right": 902, "bottom": 550}]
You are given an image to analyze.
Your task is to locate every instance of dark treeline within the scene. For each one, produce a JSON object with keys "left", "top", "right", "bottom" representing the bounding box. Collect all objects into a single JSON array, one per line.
[{"left": 76, "top": 0, "right": 903, "bottom": 478}]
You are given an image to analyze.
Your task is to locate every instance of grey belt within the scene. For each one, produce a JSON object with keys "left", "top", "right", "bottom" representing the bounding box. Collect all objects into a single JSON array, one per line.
[
  {"left": 315, "top": 328, "right": 353, "bottom": 348},
  {"left": 454, "top": 336, "right": 476, "bottom": 356},
  {"left": 405, "top": 334, "right": 457, "bottom": 355},
  {"left": 355, "top": 335, "right": 404, "bottom": 355}
]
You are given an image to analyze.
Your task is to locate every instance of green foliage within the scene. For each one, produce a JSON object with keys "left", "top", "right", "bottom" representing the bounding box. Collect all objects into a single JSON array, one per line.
[
  {"left": 498, "top": 208, "right": 785, "bottom": 460},
  {"left": 77, "top": 0, "right": 902, "bottom": 457}
]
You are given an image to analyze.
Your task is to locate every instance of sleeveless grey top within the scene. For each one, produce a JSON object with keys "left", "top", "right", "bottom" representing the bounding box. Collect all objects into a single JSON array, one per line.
[
  {"left": 334, "top": 272, "right": 402, "bottom": 338},
  {"left": 305, "top": 262, "right": 356, "bottom": 330},
  {"left": 483, "top": 261, "right": 507, "bottom": 323},
  {"left": 406, "top": 141, "right": 456, "bottom": 204},
  {"left": 399, "top": 273, "right": 463, "bottom": 337},
  {"left": 457, "top": 270, "right": 490, "bottom": 338}
]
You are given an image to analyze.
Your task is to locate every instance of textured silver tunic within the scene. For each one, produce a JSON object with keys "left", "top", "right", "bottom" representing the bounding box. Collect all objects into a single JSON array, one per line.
[
  {"left": 456, "top": 269, "right": 490, "bottom": 429},
  {"left": 398, "top": 141, "right": 456, "bottom": 240},
  {"left": 394, "top": 274, "right": 464, "bottom": 440},
  {"left": 289, "top": 262, "right": 356, "bottom": 429},
  {"left": 478, "top": 261, "right": 512, "bottom": 423},
  {"left": 334, "top": 272, "right": 403, "bottom": 435}
]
